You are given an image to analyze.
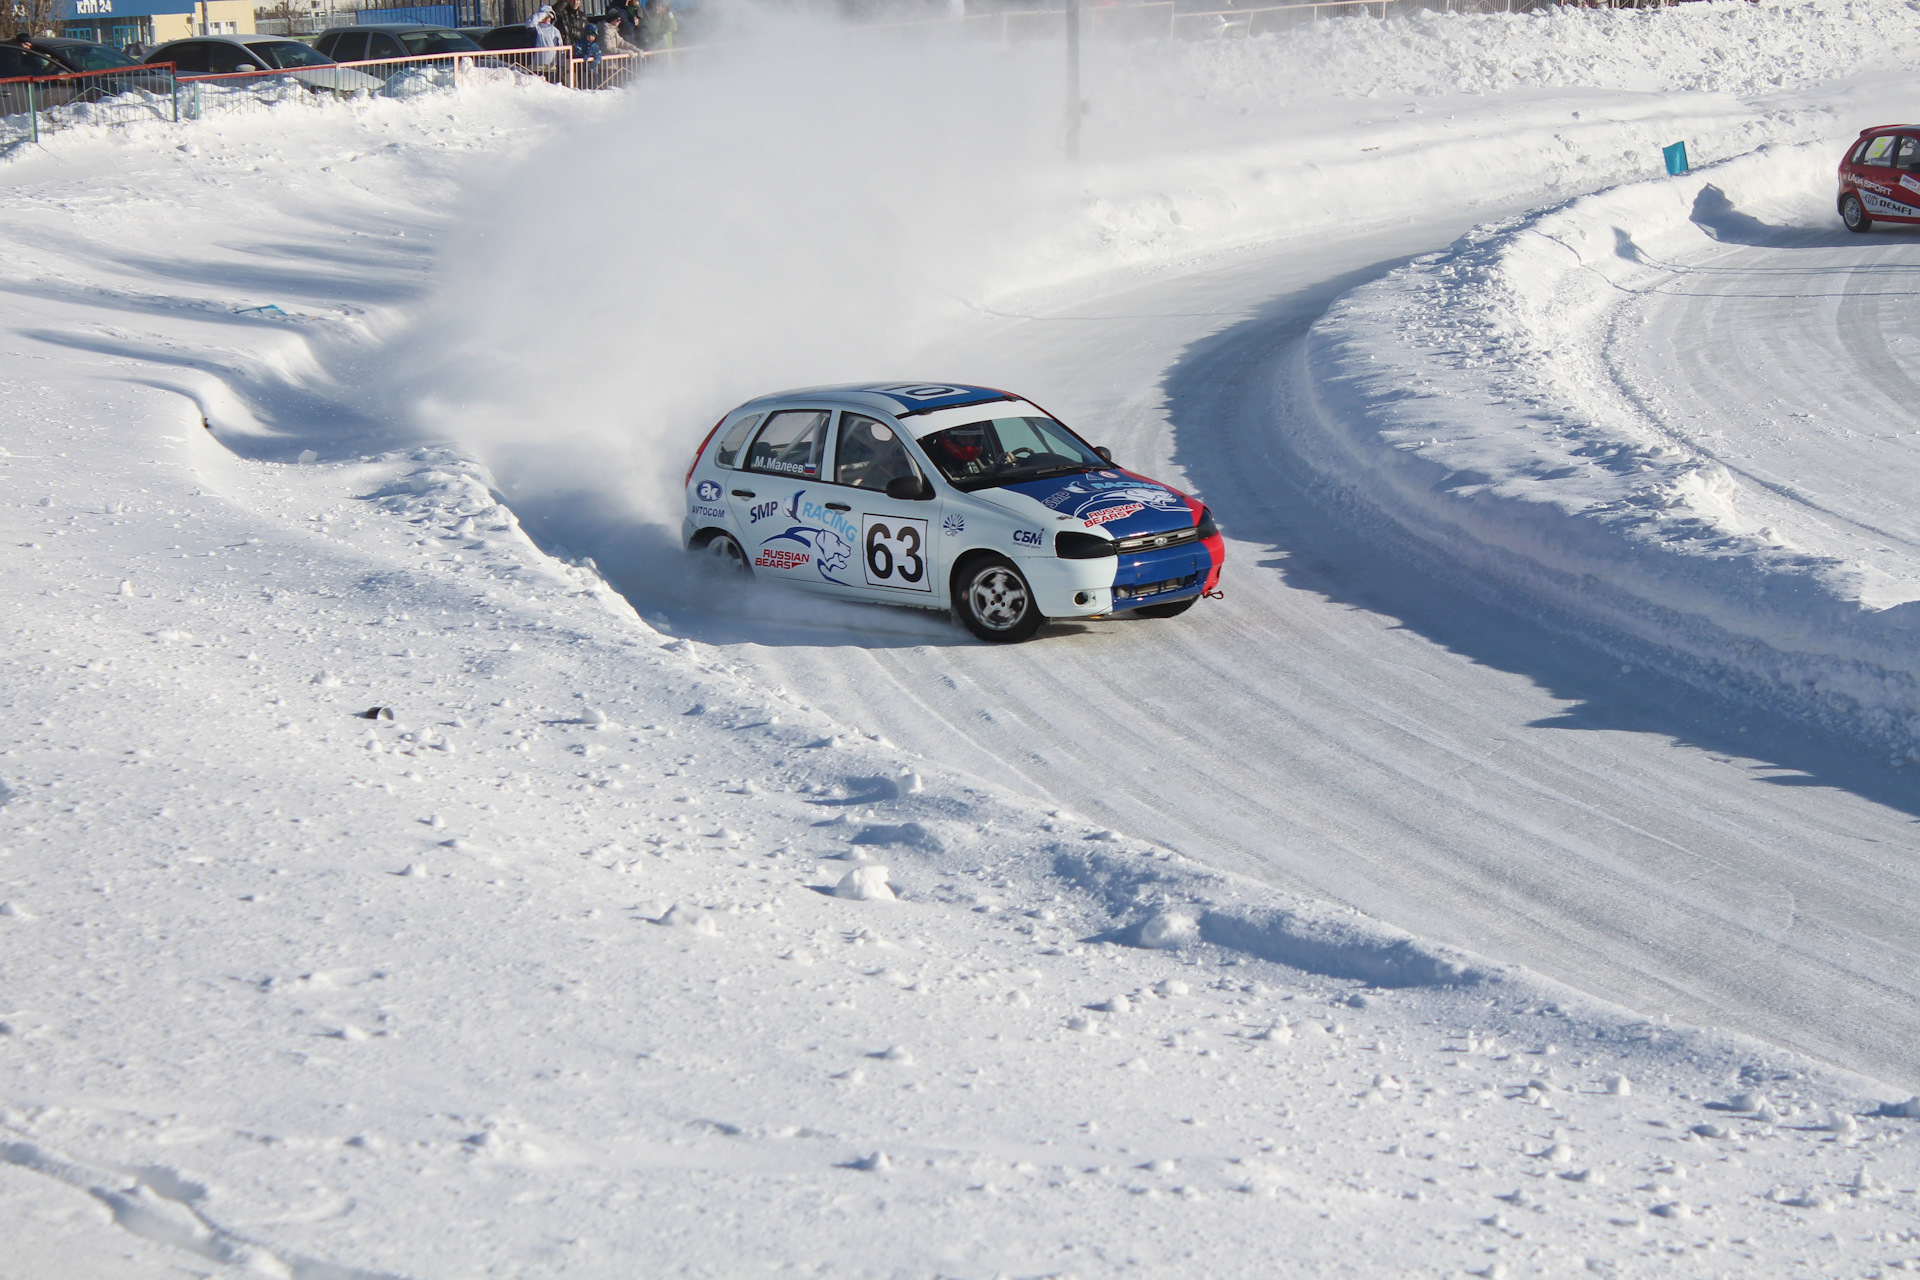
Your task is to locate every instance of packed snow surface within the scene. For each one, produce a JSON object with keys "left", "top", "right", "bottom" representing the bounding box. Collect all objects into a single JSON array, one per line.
[
  {"left": 1304, "top": 142, "right": 1920, "bottom": 750},
  {"left": 4, "top": 3, "right": 1920, "bottom": 1276}
]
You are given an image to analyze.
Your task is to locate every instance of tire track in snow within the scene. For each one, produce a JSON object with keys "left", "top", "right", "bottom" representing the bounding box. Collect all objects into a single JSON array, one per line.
[{"left": 0, "top": 1139, "right": 409, "bottom": 1280}]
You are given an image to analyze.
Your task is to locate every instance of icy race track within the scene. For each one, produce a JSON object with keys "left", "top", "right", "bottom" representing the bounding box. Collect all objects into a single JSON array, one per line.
[{"left": 8, "top": 4, "right": 1920, "bottom": 1273}]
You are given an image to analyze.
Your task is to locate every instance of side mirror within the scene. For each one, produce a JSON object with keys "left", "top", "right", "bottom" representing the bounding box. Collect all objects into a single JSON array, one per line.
[
  {"left": 1094, "top": 446, "right": 1113, "bottom": 463},
  {"left": 885, "top": 475, "right": 933, "bottom": 501}
]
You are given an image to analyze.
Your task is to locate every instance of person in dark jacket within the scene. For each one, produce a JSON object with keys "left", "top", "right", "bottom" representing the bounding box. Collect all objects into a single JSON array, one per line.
[
  {"left": 553, "top": 0, "right": 589, "bottom": 49},
  {"left": 638, "top": 0, "right": 674, "bottom": 50}
]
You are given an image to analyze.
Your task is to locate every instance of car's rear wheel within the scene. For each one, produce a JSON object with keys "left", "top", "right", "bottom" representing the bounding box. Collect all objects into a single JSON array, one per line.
[
  {"left": 692, "top": 530, "right": 750, "bottom": 575},
  {"left": 954, "top": 555, "right": 1045, "bottom": 643},
  {"left": 1132, "top": 596, "right": 1197, "bottom": 619},
  {"left": 1841, "top": 192, "right": 1872, "bottom": 234}
]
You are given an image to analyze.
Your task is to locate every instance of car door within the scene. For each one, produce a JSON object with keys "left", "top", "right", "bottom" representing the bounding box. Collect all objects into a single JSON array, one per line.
[
  {"left": 827, "top": 410, "right": 943, "bottom": 606},
  {"left": 1852, "top": 133, "right": 1908, "bottom": 221},
  {"left": 1883, "top": 136, "right": 1920, "bottom": 221},
  {"left": 724, "top": 408, "right": 859, "bottom": 593}
]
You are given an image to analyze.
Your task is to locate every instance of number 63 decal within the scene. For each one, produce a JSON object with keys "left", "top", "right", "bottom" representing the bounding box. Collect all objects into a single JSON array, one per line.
[{"left": 861, "top": 515, "right": 931, "bottom": 592}]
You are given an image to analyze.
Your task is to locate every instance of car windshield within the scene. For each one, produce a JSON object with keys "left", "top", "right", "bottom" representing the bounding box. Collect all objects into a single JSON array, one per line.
[
  {"left": 399, "top": 29, "right": 480, "bottom": 53},
  {"left": 917, "top": 415, "right": 1105, "bottom": 489},
  {"left": 249, "top": 40, "right": 335, "bottom": 68},
  {"left": 63, "top": 43, "right": 139, "bottom": 69}
]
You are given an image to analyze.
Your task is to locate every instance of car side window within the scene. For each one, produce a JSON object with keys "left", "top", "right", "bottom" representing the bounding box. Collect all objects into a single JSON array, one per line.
[
  {"left": 744, "top": 410, "right": 828, "bottom": 478},
  {"left": 332, "top": 31, "right": 369, "bottom": 60},
  {"left": 160, "top": 42, "right": 209, "bottom": 71},
  {"left": 1898, "top": 137, "right": 1920, "bottom": 170},
  {"left": 834, "top": 413, "right": 920, "bottom": 492},
  {"left": 205, "top": 41, "right": 251, "bottom": 72},
  {"left": 371, "top": 33, "right": 405, "bottom": 58},
  {"left": 711, "top": 413, "right": 761, "bottom": 469},
  {"left": 1860, "top": 135, "right": 1897, "bottom": 166}
]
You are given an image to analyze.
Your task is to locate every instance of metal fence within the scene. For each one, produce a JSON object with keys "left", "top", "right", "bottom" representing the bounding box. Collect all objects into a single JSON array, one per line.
[{"left": 0, "top": 62, "right": 182, "bottom": 147}]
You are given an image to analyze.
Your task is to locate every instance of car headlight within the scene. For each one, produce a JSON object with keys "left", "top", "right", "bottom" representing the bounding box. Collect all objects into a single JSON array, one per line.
[
  {"left": 1055, "top": 530, "right": 1115, "bottom": 559},
  {"left": 1196, "top": 506, "right": 1218, "bottom": 539}
]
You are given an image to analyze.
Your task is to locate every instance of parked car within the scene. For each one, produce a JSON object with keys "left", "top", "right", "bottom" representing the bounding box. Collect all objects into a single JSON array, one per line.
[
  {"left": 1838, "top": 124, "right": 1920, "bottom": 232},
  {"left": 33, "top": 36, "right": 175, "bottom": 95},
  {"left": 312, "top": 23, "right": 483, "bottom": 61},
  {"left": 463, "top": 24, "right": 542, "bottom": 51},
  {"left": 0, "top": 38, "right": 171, "bottom": 109},
  {"left": 143, "top": 35, "right": 382, "bottom": 94},
  {"left": 683, "top": 384, "right": 1225, "bottom": 642}
]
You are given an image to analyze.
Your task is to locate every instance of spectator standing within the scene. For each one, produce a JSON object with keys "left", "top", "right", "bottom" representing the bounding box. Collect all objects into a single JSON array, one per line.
[
  {"left": 526, "top": 4, "right": 563, "bottom": 68},
  {"left": 553, "top": 0, "right": 589, "bottom": 51},
  {"left": 638, "top": 0, "right": 675, "bottom": 51},
  {"left": 594, "top": 14, "right": 630, "bottom": 57}
]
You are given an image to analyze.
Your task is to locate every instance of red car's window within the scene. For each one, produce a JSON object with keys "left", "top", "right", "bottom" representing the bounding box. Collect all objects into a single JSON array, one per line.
[
  {"left": 1860, "top": 135, "right": 1897, "bottom": 166},
  {"left": 1896, "top": 137, "right": 1920, "bottom": 168}
]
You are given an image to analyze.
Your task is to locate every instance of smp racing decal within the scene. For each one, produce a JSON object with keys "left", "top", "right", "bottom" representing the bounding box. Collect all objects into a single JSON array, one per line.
[{"left": 755, "top": 490, "right": 858, "bottom": 585}]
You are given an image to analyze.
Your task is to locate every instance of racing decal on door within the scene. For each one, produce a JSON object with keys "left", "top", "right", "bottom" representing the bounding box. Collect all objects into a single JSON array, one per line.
[
  {"left": 752, "top": 489, "right": 861, "bottom": 586},
  {"left": 1860, "top": 189, "right": 1920, "bottom": 218},
  {"left": 861, "top": 514, "right": 931, "bottom": 592}
]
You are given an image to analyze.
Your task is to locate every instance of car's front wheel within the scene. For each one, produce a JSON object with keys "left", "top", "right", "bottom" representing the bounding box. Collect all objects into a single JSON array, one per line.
[
  {"left": 954, "top": 555, "right": 1044, "bottom": 643},
  {"left": 692, "top": 530, "right": 750, "bottom": 575},
  {"left": 1842, "top": 192, "right": 1872, "bottom": 233}
]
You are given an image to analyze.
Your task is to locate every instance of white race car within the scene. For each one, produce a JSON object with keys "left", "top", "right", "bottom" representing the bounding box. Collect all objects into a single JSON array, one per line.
[{"left": 682, "top": 384, "right": 1223, "bottom": 642}]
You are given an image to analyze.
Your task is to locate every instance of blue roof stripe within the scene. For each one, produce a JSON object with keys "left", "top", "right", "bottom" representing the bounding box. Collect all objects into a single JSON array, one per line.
[{"left": 856, "top": 384, "right": 1013, "bottom": 415}]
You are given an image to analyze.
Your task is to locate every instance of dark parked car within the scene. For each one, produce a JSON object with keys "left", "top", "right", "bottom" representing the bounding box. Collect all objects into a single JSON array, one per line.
[
  {"left": 463, "top": 23, "right": 542, "bottom": 51},
  {"left": 0, "top": 36, "right": 172, "bottom": 109},
  {"left": 144, "top": 35, "right": 382, "bottom": 93},
  {"left": 312, "top": 23, "right": 483, "bottom": 61}
]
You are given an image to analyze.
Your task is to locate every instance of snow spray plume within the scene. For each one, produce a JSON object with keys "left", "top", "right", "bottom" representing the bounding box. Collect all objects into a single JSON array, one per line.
[{"left": 392, "top": 20, "right": 1064, "bottom": 609}]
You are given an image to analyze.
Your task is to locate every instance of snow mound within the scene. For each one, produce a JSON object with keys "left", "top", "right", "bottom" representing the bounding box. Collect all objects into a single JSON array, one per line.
[
  {"left": 1300, "top": 142, "right": 1920, "bottom": 752},
  {"left": 1157, "top": 0, "right": 1920, "bottom": 103}
]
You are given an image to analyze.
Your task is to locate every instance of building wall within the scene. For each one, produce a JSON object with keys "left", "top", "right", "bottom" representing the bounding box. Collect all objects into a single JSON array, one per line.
[{"left": 149, "top": 0, "right": 256, "bottom": 40}]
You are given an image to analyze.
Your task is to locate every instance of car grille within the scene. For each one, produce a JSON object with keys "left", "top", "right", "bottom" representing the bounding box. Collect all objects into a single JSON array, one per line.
[{"left": 1112, "top": 525, "right": 1201, "bottom": 554}]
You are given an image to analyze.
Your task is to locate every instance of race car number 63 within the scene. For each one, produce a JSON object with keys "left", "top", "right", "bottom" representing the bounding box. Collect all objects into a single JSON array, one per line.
[{"left": 862, "top": 515, "right": 930, "bottom": 591}]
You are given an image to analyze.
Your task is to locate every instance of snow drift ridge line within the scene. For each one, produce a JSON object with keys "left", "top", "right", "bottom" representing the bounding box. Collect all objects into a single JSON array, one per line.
[{"left": 1296, "top": 142, "right": 1920, "bottom": 754}]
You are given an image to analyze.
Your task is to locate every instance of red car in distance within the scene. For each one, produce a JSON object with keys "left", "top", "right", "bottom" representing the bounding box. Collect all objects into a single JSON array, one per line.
[{"left": 1838, "top": 124, "right": 1920, "bottom": 232}]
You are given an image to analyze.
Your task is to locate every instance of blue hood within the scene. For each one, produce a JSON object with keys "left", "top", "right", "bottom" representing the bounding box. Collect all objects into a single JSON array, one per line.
[{"left": 997, "top": 469, "right": 1196, "bottom": 537}]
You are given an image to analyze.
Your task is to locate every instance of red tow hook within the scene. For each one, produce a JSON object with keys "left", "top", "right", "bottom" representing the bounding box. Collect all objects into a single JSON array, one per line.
[{"left": 1203, "top": 589, "right": 1224, "bottom": 600}]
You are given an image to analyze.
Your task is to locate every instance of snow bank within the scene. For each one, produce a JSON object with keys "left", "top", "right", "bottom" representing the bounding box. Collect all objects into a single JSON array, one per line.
[
  {"left": 1161, "top": 0, "right": 1920, "bottom": 102},
  {"left": 1300, "top": 142, "right": 1920, "bottom": 751}
]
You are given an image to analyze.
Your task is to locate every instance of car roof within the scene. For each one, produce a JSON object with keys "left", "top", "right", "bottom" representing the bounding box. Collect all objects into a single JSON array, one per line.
[
  {"left": 35, "top": 36, "right": 112, "bottom": 48},
  {"left": 1859, "top": 124, "right": 1920, "bottom": 136},
  {"left": 328, "top": 22, "right": 455, "bottom": 31},
  {"left": 742, "top": 383, "right": 1017, "bottom": 417}
]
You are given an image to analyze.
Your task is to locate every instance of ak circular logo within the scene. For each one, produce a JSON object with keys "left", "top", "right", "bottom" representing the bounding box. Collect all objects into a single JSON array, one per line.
[{"left": 695, "top": 480, "right": 722, "bottom": 502}]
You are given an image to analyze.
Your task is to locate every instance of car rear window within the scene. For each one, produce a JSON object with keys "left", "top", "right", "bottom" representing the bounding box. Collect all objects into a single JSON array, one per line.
[
  {"left": 63, "top": 43, "right": 138, "bottom": 70},
  {"left": 399, "top": 29, "right": 481, "bottom": 54},
  {"left": 712, "top": 413, "right": 761, "bottom": 469},
  {"left": 251, "top": 40, "right": 335, "bottom": 68}
]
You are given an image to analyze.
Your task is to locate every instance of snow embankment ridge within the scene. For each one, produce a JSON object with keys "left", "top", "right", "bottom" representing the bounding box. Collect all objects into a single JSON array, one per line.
[{"left": 1300, "top": 142, "right": 1920, "bottom": 752}]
